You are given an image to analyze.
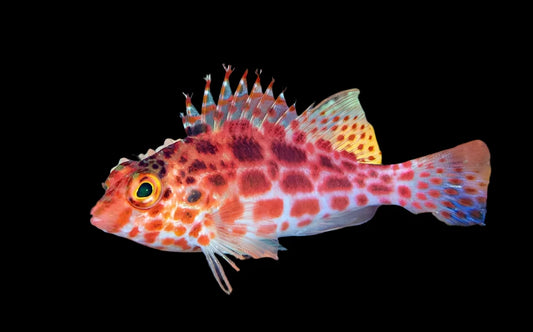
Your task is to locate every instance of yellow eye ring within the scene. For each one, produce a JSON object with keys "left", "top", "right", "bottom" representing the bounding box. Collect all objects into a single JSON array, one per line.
[{"left": 128, "top": 173, "right": 162, "bottom": 209}]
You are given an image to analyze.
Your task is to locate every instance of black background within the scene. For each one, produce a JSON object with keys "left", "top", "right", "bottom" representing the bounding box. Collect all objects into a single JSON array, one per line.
[{"left": 27, "top": 3, "right": 524, "bottom": 329}]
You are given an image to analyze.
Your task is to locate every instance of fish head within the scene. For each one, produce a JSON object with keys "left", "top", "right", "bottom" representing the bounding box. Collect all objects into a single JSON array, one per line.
[
  {"left": 90, "top": 155, "right": 172, "bottom": 240},
  {"left": 90, "top": 151, "right": 222, "bottom": 252}
]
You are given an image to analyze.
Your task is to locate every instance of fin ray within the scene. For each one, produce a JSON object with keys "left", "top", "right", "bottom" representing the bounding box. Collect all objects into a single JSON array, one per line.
[{"left": 289, "top": 89, "right": 382, "bottom": 164}]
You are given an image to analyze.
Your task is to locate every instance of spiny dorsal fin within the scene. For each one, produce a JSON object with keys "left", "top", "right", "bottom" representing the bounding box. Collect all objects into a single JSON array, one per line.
[
  {"left": 288, "top": 89, "right": 382, "bottom": 164},
  {"left": 180, "top": 66, "right": 296, "bottom": 135}
]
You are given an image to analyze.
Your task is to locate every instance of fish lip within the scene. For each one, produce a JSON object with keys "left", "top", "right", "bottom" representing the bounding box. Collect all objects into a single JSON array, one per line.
[{"left": 90, "top": 216, "right": 104, "bottom": 228}]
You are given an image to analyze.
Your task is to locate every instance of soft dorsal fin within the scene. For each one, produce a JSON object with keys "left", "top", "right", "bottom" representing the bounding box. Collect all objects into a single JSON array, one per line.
[
  {"left": 180, "top": 65, "right": 297, "bottom": 136},
  {"left": 289, "top": 89, "right": 382, "bottom": 164}
]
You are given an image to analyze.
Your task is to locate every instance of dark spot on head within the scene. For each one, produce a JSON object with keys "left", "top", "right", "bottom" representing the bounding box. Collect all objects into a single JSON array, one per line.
[
  {"left": 187, "top": 189, "right": 202, "bottom": 203},
  {"left": 152, "top": 163, "right": 159, "bottom": 169},
  {"left": 179, "top": 155, "right": 188, "bottom": 163},
  {"left": 208, "top": 174, "right": 226, "bottom": 186},
  {"left": 231, "top": 137, "right": 263, "bottom": 162},
  {"left": 188, "top": 159, "right": 207, "bottom": 173},
  {"left": 163, "top": 188, "right": 172, "bottom": 200},
  {"left": 185, "top": 176, "right": 196, "bottom": 184}
]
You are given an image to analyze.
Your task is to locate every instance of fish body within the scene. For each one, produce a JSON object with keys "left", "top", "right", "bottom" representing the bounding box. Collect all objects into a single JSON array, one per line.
[{"left": 91, "top": 66, "right": 491, "bottom": 294}]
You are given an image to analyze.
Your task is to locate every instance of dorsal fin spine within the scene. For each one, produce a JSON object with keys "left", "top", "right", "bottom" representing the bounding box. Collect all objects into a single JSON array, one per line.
[{"left": 227, "top": 69, "right": 248, "bottom": 121}]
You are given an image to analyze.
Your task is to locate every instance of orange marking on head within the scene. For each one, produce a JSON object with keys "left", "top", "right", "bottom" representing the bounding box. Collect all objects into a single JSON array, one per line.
[
  {"left": 128, "top": 225, "right": 139, "bottom": 238},
  {"left": 148, "top": 204, "right": 164, "bottom": 217},
  {"left": 143, "top": 232, "right": 159, "bottom": 244},
  {"left": 218, "top": 196, "right": 244, "bottom": 224},
  {"left": 253, "top": 198, "right": 284, "bottom": 222},
  {"left": 173, "top": 208, "right": 198, "bottom": 224},
  {"left": 111, "top": 208, "right": 132, "bottom": 233},
  {"left": 290, "top": 198, "right": 320, "bottom": 217},
  {"left": 145, "top": 219, "right": 164, "bottom": 232}
]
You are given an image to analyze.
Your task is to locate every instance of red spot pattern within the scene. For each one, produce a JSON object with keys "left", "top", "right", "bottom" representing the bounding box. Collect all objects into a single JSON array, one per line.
[
  {"left": 356, "top": 194, "right": 368, "bottom": 206},
  {"left": 399, "top": 170, "right": 414, "bottom": 181},
  {"left": 253, "top": 198, "right": 284, "bottom": 221},
  {"left": 297, "top": 219, "right": 312, "bottom": 227},
  {"left": 368, "top": 183, "right": 393, "bottom": 195},
  {"left": 330, "top": 196, "right": 349, "bottom": 211},
  {"left": 290, "top": 199, "right": 320, "bottom": 217},
  {"left": 239, "top": 170, "right": 271, "bottom": 196},
  {"left": 320, "top": 176, "right": 352, "bottom": 192},
  {"left": 398, "top": 185, "right": 411, "bottom": 198},
  {"left": 281, "top": 172, "right": 314, "bottom": 194}
]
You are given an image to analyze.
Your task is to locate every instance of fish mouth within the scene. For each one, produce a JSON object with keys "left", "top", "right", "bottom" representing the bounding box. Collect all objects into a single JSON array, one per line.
[{"left": 90, "top": 216, "right": 106, "bottom": 230}]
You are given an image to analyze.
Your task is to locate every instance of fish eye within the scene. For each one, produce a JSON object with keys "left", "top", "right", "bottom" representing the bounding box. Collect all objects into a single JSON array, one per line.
[{"left": 128, "top": 173, "right": 162, "bottom": 209}]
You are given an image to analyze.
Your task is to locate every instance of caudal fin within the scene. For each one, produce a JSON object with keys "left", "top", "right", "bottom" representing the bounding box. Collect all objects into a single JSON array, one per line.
[{"left": 405, "top": 140, "right": 491, "bottom": 226}]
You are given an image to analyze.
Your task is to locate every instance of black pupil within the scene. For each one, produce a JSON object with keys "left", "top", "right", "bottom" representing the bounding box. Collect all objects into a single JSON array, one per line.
[{"left": 137, "top": 182, "right": 153, "bottom": 198}]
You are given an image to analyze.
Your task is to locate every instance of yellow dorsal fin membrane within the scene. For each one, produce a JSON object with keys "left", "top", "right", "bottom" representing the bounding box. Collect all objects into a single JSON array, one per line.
[{"left": 288, "top": 89, "right": 382, "bottom": 164}]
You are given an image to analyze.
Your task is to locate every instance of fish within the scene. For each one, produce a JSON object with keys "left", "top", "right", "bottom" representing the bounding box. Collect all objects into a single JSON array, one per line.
[{"left": 90, "top": 65, "right": 491, "bottom": 294}]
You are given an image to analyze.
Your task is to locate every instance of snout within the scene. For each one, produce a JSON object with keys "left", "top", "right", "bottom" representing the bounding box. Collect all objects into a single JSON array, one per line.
[{"left": 90, "top": 204, "right": 133, "bottom": 233}]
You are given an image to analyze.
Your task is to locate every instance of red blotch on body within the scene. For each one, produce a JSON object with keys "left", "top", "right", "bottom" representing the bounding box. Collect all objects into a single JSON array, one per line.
[
  {"left": 297, "top": 219, "right": 312, "bottom": 227},
  {"left": 239, "top": 170, "right": 271, "bottom": 196},
  {"left": 424, "top": 201, "right": 437, "bottom": 209},
  {"left": 458, "top": 198, "right": 474, "bottom": 207},
  {"left": 417, "top": 181, "right": 429, "bottom": 190},
  {"left": 368, "top": 183, "right": 393, "bottom": 195},
  {"left": 197, "top": 234, "right": 210, "bottom": 246},
  {"left": 428, "top": 189, "right": 441, "bottom": 198},
  {"left": 257, "top": 224, "right": 277, "bottom": 235},
  {"left": 398, "top": 185, "right": 411, "bottom": 199},
  {"left": 218, "top": 197, "right": 244, "bottom": 224},
  {"left": 399, "top": 170, "right": 414, "bottom": 181},
  {"left": 320, "top": 176, "right": 352, "bottom": 192},
  {"left": 330, "top": 196, "right": 349, "bottom": 211},
  {"left": 174, "top": 238, "right": 191, "bottom": 250},
  {"left": 444, "top": 188, "right": 459, "bottom": 196},
  {"left": 416, "top": 192, "right": 427, "bottom": 201},
  {"left": 290, "top": 199, "right": 320, "bottom": 217},
  {"left": 174, "top": 225, "right": 186, "bottom": 237},
  {"left": 356, "top": 193, "right": 368, "bottom": 206},
  {"left": 189, "top": 223, "right": 202, "bottom": 238},
  {"left": 253, "top": 198, "right": 284, "bottom": 221},
  {"left": 162, "top": 238, "right": 174, "bottom": 246},
  {"left": 281, "top": 221, "right": 289, "bottom": 231},
  {"left": 281, "top": 172, "right": 313, "bottom": 194}
]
